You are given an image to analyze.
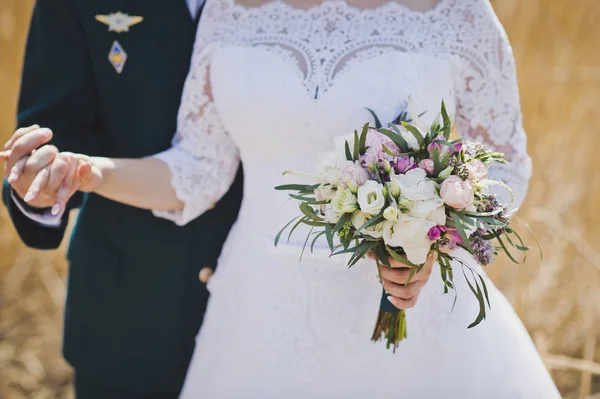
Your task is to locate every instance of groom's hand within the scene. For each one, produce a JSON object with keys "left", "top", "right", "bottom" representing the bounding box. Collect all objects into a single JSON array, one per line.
[
  {"left": 1, "top": 125, "right": 65, "bottom": 208},
  {"left": 373, "top": 252, "right": 438, "bottom": 310}
]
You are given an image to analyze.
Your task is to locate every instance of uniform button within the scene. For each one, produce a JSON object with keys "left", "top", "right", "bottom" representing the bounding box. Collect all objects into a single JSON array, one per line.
[{"left": 199, "top": 267, "right": 214, "bottom": 283}]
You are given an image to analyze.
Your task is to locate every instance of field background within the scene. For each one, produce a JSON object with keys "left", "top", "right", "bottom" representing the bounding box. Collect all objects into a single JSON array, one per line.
[{"left": 1, "top": 0, "right": 600, "bottom": 398}]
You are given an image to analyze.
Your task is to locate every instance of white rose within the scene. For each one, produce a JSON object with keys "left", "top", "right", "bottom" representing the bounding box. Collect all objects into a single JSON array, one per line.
[
  {"left": 331, "top": 188, "right": 358, "bottom": 214},
  {"left": 317, "top": 150, "right": 345, "bottom": 185},
  {"left": 339, "top": 160, "right": 370, "bottom": 187},
  {"left": 323, "top": 205, "right": 343, "bottom": 224},
  {"left": 352, "top": 211, "right": 383, "bottom": 239},
  {"left": 315, "top": 185, "right": 336, "bottom": 201},
  {"left": 357, "top": 181, "right": 386, "bottom": 215},
  {"left": 394, "top": 168, "right": 444, "bottom": 218},
  {"left": 382, "top": 215, "right": 436, "bottom": 264}
]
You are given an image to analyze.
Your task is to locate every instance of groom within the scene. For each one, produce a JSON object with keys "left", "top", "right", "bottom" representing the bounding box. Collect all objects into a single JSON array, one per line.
[{"left": 2, "top": 0, "right": 243, "bottom": 397}]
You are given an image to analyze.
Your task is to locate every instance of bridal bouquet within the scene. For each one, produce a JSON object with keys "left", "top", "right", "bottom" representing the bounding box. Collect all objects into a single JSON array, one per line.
[{"left": 275, "top": 102, "right": 538, "bottom": 352}]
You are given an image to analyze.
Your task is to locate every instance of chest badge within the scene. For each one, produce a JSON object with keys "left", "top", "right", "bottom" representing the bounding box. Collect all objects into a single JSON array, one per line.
[
  {"left": 108, "top": 41, "right": 128, "bottom": 74},
  {"left": 95, "top": 12, "right": 143, "bottom": 33}
]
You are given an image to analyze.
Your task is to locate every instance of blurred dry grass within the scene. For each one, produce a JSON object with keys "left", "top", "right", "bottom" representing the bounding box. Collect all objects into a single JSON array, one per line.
[{"left": 1, "top": 0, "right": 599, "bottom": 398}]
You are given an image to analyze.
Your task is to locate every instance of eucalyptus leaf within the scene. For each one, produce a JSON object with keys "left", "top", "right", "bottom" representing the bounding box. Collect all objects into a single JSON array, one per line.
[{"left": 275, "top": 215, "right": 301, "bottom": 246}]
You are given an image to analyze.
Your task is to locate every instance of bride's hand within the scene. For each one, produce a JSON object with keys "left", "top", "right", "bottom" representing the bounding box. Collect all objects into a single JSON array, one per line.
[
  {"left": 1, "top": 149, "right": 102, "bottom": 215},
  {"left": 370, "top": 252, "right": 438, "bottom": 310}
]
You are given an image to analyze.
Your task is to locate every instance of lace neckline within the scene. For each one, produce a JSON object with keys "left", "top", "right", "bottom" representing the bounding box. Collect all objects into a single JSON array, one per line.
[{"left": 226, "top": 0, "right": 449, "bottom": 15}]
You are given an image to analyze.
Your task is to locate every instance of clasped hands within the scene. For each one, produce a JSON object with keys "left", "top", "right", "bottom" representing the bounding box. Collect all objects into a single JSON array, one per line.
[
  {"left": 1, "top": 125, "right": 436, "bottom": 308},
  {"left": 0, "top": 125, "right": 102, "bottom": 215}
]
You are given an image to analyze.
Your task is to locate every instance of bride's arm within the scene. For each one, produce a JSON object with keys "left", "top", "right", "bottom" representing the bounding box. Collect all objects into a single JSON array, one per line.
[
  {"left": 83, "top": 45, "right": 239, "bottom": 225},
  {"left": 86, "top": 156, "right": 184, "bottom": 211},
  {"left": 454, "top": 0, "right": 532, "bottom": 210}
]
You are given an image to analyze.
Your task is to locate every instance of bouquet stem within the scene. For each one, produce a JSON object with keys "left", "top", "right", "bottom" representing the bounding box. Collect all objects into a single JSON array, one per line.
[{"left": 371, "top": 290, "right": 407, "bottom": 352}]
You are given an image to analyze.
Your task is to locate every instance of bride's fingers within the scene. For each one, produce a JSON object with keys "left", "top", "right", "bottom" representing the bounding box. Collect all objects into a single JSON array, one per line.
[
  {"left": 52, "top": 155, "right": 77, "bottom": 215},
  {"left": 383, "top": 279, "right": 425, "bottom": 300},
  {"left": 23, "top": 165, "right": 51, "bottom": 203},
  {"left": 387, "top": 294, "right": 418, "bottom": 310},
  {"left": 379, "top": 267, "right": 412, "bottom": 284}
]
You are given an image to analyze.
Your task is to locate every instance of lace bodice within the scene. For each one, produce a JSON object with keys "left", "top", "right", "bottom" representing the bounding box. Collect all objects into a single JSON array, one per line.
[{"left": 153, "top": 0, "right": 532, "bottom": 227}]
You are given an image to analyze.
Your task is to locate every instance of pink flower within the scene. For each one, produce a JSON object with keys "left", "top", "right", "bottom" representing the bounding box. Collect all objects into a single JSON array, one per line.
[
  {"left": 393, "top": 156, "right": 416, "bottom": 174},
  {"left": 445, "top": 228, "right": 463, "bottom": 244},
  {"left": 339, "top": 160, "right": 370, "bottom": 186},
  {"left": 427, "top": 225, "right": 444, "bottom": 241},
  {"left": 428, "top": 135, "right": 461, "bottom": 158},
  {"left": 418, "top": 159, "right": 435, "bottom": 175},
  {"left": 440, "top": 175, "right": 474, "bottom": 210},
  {"left": 465, "top": 159, "right": 488, "bottom": 181},
  {"left": 360, "top": 131, "right": 400, "bottom": 166}
]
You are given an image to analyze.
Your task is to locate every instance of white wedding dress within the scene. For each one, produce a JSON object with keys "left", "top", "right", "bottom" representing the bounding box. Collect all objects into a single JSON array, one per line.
[{"left": 152, "top": 0, "right": 561, "bottom": 397}]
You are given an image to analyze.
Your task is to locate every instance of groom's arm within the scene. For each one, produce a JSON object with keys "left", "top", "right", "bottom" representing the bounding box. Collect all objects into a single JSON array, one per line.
[{"left": 3, "top": 0, "right": 102, "bottom": 250}]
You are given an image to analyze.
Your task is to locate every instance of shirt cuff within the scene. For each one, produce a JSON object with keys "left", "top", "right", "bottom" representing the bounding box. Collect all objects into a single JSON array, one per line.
[{"left": 10, "top": 189, "right": 64, "bottom": 227}]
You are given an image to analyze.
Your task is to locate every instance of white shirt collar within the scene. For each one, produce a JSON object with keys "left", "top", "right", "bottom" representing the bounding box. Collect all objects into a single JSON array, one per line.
[{"left": 186, "top": 0, "right": 205, "bottom": 19}]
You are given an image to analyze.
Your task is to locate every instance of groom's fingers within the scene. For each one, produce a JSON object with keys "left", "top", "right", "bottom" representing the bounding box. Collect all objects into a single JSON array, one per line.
[
  {"left": 6, "top": 128, "right": 53, "bottom": 173},
  {"left": 4, "top": 124, "right": 40, "bottom": 150}
]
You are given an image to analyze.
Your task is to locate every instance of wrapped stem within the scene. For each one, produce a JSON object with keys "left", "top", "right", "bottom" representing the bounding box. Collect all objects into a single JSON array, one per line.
[{"left": 371, "top": 289, "right": 407, "bottom": 352}]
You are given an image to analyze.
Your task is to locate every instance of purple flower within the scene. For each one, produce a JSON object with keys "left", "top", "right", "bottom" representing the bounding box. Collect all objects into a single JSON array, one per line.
[
  {"left": 393, "top": 156, "right": 416, "bottom": 174},
  {"left": 427, "top": 225, "right": 444, "bottom": 241},
  {"left": 428, "top": 135, "right": 462, "bottom": 158},
  {"left": 427, "top": 135, "right": 445, "bottom": 156},
  {"left": 470, "top": 229, "right": 494, "bottom": 265}
]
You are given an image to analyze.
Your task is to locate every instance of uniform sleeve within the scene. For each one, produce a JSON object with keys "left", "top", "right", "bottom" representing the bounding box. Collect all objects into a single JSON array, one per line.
[
  {"left": 3, "top": 0, "right": 99, "bottom": 249},
  {"left": 454, "top": 0, "right": 532, "bottom": 210},
  {"left": 152, "top": 45, "right": 240, "bottom": 226}
]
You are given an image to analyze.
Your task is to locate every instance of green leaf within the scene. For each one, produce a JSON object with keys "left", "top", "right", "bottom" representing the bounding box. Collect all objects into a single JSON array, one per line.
[
  {"left": 288, "top": 193, "right": 328, "bottom": 204},
  {"left": 400, "top": 121, "right": 424, "bottom": 146},
  {"left": 275, "top": 183, "right": 320, "bottom": 192},
  {"left": 355, "top": 212, "right": 384, "bottom": 233},
  {"left": 385, "top": 246, "right": 419, "bottom": 268},
  {"left": 450, "top": 211, "right": 474, "bottom": 252},
  {"left": 494, "top": 231, "right": 523, "bottom": 264},
  {"left": 333, "top": 212, "right": 352, "bottom": 233},
  {"left": 359, "top": 123, "right": 369, "bottom": 153},
  {"left": 366, "top": 108, "right": 383, "bottom": 129},
  {"left": 462, "top": 268, "right": 486, "bottom": 329},
  {"left": 274, "top": 215, "right": 301, "bottom": 246},
  {"left": 441, "top": 100, "right": 451, "bottom": 139},
  {"left": 300, "top": 202, "right": 322, "bottom": 221},
  {"left": 332, "top": 240, "right": 371, "bottom": 256},
  {"left": 300, "top": 226, "right": 315, "bottom": 261},
  {"left": 288, "top": 216, "right": 308, "bottom": 243},
  {"left": 381, "top": 144, "right": 411, "bottom": 157},
  {"left": 353, "top": 130, "right": 360, "bottom": 161},
  {"left": 310, "top": 230, "right": 327, "bottom": 253},
  {"left": 374, "top": 244, "right": 391, "bottom": 269},
  {"left": 345, "top": 140, "right": 353, "bottom": 161},
  {"left": 325, "top": 224, "right": 335, "bottom": 252},
  {"left": 379, "top": 127, "right": 409, "bottom": 152},
  {"left": 478, "top": 274, "right": 491, "bottom": 309},
  {"left": 513, "top": 216, "right": 543, "bottom": 260}
]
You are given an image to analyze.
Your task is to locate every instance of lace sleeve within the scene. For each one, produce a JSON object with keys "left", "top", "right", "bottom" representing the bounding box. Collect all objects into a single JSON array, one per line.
[
  {"left": 152, "top": 44, "right": 240, "bottom": 226},
  {"left": 454, "top": 0, "right": 532, "bottom": 210}
]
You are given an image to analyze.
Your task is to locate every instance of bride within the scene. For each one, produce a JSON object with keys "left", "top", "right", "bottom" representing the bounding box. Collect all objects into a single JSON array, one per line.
[{"left": 7, "top": 0, "right": 561, "bottom": 397}]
